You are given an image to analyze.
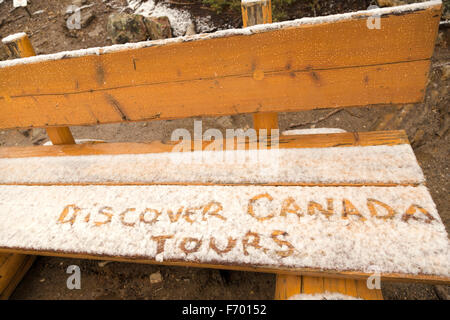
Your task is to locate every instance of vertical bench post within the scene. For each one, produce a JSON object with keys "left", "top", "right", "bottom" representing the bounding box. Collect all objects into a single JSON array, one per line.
[
  {"left": 241, "top": 0, "right": 279, "bottom": 135},
  {"left": 2, "top": 33, "right": 76, "bottom": 145}
]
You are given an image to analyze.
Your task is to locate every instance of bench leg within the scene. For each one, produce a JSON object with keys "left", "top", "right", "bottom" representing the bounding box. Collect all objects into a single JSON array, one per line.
[
  {"left": 0, "top": 253, "right": 36, "bottom": 300},
  {"left": 274, "top": 275, "right": 383, "bottom": 300}
]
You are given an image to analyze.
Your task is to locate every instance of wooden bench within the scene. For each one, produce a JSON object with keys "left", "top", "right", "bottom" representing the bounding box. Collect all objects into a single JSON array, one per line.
[{"left": 0, "top": 0, "right": 448, "bottom": 300}]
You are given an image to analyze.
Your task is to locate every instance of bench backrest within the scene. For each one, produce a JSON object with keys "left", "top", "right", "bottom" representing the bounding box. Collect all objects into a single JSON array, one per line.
[{"left": 0, "top": 1, "right": 442, "bottom": 131}]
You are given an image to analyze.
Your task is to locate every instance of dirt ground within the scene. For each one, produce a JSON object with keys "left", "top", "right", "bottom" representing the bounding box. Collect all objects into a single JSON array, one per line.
[{"left": 0, "top": 0, "right": 449, "bottom": 299}]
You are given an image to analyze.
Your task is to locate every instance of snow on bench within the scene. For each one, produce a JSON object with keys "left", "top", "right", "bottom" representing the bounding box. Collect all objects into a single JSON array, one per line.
[
  {"left": 0, "top": 144, "right": 424, "bottom": 185},
  {"left": 0, "top": 137, "right": 447, "bottom": 281},
  {"left": 0, "top": 185, "right": 447, "bottom": 278}
]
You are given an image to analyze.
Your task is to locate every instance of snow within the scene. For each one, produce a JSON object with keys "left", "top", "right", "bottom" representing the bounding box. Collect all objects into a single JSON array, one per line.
[
  {"left": 0, "top": 145, "right": 424, "bottom": 185},
  {"left": 126, "top": 0, "right": 215, "bottom": 36},
  {"left": 0, "top": 184, "right": 447, "bottom": 277},
  {"left": 282, "top": 128, "right": 347, "bottom": 135},
  {"left": 0, "top": 0, "right": 441, "bottom": 69},
  {"left": 289, "top": 293, "right": 362, "bottom": 300},
  {"left": 43, "top": 139, "right": 104, "bottom": 146},
  {"left": 1, "top": 32, "right": 27, "bottom": 44}
]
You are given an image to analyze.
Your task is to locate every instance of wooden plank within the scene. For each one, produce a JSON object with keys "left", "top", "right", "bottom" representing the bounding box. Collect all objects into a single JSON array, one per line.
[
  {"left": 0, "top": 130, "right": 409, "bottom": 159},
  {"left": 302, "top": 276, "right": 324, "bottom": 294},
  {"left": 0, "top": 247, "right": 448, "bottom": 285},
  {"left": 241, "top": 0, "right": 272, "bottom": 28},
  {"left": 0, "top": 3, "right": 441, "bottom": 129},
  {"left": 0, "top": 253, "right": 28, "bottom": 293},
  {"left": 2, "top": 33, "right": 75, "bottom": 144},
  {"left": 355, "top": 278, "right": 383, "bottom": 300},
  {"left": 0, "top": 184, "right": 447, "bottom": 284},
  {"left": 0, "top": 131, "right": 421, "bottom": 186},
  {"left": 0, "top": 255, "right": 35, "bottom": 300},
  {"left": 46, "top": 127, "right": 76, "bottom": 145},
  {"left": 274, "top": 274, "right": 301, "bottom": 300}
]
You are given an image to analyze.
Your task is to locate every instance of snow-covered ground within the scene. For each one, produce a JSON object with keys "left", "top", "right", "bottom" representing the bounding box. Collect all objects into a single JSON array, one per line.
[{"left": 125, "top": 0, "right": 217, "bottom": 36}]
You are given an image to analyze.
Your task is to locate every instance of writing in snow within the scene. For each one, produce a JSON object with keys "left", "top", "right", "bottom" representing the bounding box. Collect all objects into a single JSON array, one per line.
[{"left": 57, "top": 193, "right": 436, "bottom": 258}]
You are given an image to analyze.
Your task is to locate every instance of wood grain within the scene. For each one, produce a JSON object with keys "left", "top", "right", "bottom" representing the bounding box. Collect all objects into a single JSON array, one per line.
[
  {"left": 274, "top": 274, "right": 301, "bottom": 300},
  {"left": 0, "top": 255, "right": 35, "bottom": 300},
  {"left": 0, "top": 4, "right": 441, "bottom": 129},
  {"left": 0, "top": 253, "right": 29, "bottom": 294},
  {"left": 0, "top": 247, "right": 447, "bottom": 284},
  {"left": 2, "top": 33, "right": 76, "bottom": 144},
  {"left": 0, "top": 130, "right": 409, "bottom": 159},
  {"left": 241, "top": 0, "right": 272, "bottom": 28},
  {"left": 241, "top": 0, "right": 279, "bottom": 134}
]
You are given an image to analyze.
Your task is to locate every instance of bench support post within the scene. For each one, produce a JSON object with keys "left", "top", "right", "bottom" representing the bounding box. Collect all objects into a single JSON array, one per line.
[
  {"left": 240, "top": 1, "right": 383, "bottom": 300},
  {"left": 241, "top": 0, "right": 279, "bottom": 136}
]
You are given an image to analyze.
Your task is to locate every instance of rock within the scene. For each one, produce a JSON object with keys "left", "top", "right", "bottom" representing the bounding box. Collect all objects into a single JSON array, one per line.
[
  {"left": 394, "top": 104, "right": 414, "bottom": 126},
  {"left": 438, "top": 114, "right": 450, "bottom": 138},
  {"left": 434, "top": 285, "right": 450, "bottom": 300},
  {"left": 442, "top": 64, "right": 450, "bottom": 81},
  {"left": 216, "top": 116, "right": 233, "bottom": 128},
  {"left": 80, "top": 9, "right": 95, "bottom": 28},
  {"left": 72, "top": 0, "right": 88, "bottom": 6},
  {"left": 88, "top": 24, "right": 103, "bottom": 38},
  {"left": 0, "top": 44, "right": 8, "bottom": 61},
  {"left": 436, "top": 31, "right": 447, "bottom": 48},
  {"left": 107, "top": 13, "right": 149, "bottom": 44},
  {"left": 64, "top": 5, "right": 95, "bottom": 31},
  {"left": 374, "top": 113, "right": 394, "bottom": 130},
  {"left": 98, "top": 260, "right": 113, "bottom": 267},
  {"left": 185, "top": 21, "right": 196, "bottom": 36},
  {"left": 412, "top": 129, "right": 425, "bottom": 147},
  {"left": 144, "top": 16, "right": 172, "bottom": 40},
  {"left": 149, "top": 271, "right": 162, "bottom": 284},
  {"left": 377, "top": 0, "right": 406, "bottom": 7}
]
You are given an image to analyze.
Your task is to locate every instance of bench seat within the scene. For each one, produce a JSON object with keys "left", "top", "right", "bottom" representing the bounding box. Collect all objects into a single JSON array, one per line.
[{"left": 0, "top": 131, "right": 448, "bottom": 285}]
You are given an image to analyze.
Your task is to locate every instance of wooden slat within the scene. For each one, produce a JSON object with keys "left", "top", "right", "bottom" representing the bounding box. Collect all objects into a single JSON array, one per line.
[
  {"left": 0, "top": 3, "right": 441, "bottom": 129},
  {"left": 2, "top": 33, "right": 75, "bottom": 144},
  {"left": 46, "top": 127, "right": 76, "bottom": 145},
  {"left": 0, "top": 130, "right": 409, "bottom": 159},
  {"left": 0, "top": 253, "right": 28, "bottom": 293},
  {"left": 302, "top": 275, "right": 324, "bottom": 294},
  {"left": 0, "top": 255, "right": 35, "bottom": 300},
  {"left": 242, "top": 0, "right": 272, "bottom": 28},
  {"left": 0, "top": 247, "right": 447, "bottom": 284},
  {"left": 0, "top": 130, "right": 417, "bottom": 187},
  {"left": 355, "top": 278, "right": 383, "bottom": 300},
  {"left": 274, "top": 274, "right": 301, "bottom": 300}
]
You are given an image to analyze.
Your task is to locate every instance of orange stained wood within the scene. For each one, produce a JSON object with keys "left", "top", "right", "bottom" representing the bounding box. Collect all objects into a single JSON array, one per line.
[
  {"left": 0, "top": 3, "right": 442, "bottom": 129},
  {"left": 0, "top": 247, "right": 448, "bottom": 285},
  {"left": 2, "top": 33, "right": 76, "bottom": 144},
  {"left": 274, "top": 274, "right": 301, "bottom": 300},
  {"left": 241, "top": 0, "right": 273, "bottom": 28},
  {"left": 0, "top": 255, "right": 35, "bottom": 300},
  {"left": 275, "top": 275, "right": 383, "bottom": 300},
  {"left": 0, "top": 130, "right": 409, "bottom": 159},
  {"left": 241, "top": 0, "right": 279, "bottom": 133},
  {"left": 0, "top": 253, "right": 30, "bottom": 294},
  {"left": 2, "top": 33, "right": 36, "bottom": 58},
  {"left": 46, "top": 127, "right": 76, "bottom": 145}
]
